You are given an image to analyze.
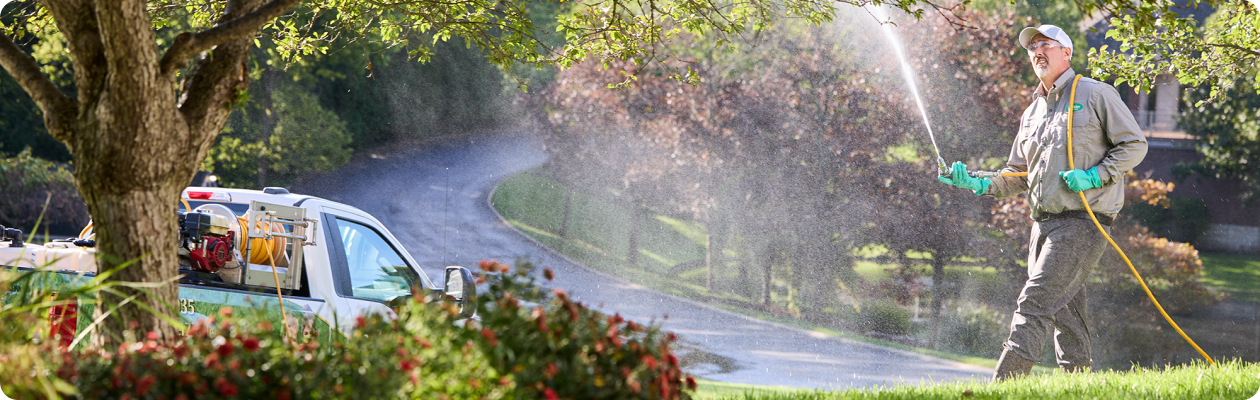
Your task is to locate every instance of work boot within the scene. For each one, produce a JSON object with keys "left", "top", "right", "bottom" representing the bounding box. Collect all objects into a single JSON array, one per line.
[
  {"left": 993, "top": 349, "right": 1035, "bottom": 381},
  {"left": 1059, "top": 363, "right": 1090, "bottom": 373}
]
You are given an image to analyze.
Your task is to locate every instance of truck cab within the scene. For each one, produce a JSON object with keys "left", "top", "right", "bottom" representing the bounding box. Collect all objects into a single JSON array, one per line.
[{"left": 0, "top": 187, "right": 476, "bottom": 346}]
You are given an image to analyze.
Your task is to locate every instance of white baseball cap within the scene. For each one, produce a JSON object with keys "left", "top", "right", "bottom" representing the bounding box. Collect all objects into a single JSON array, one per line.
[{"left": 1018, "top": 24, "right": 1073, "bottom": 53}]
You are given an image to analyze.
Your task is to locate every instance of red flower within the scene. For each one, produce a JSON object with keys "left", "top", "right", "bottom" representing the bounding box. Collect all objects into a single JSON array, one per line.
[
  {"left": 145, "top": 331, "right": 159, "bottom": 340},
  {"left": 642, "top": 355, "right": 658, "bottom": 370},
  {"left": 216, "top": 341, "right": 235, "bottom": 357},
  {"left": 243, "top": 338, "right": 261, "bottom": 352},
  {"left": 356, "top": 316, "right": 367, "bottom": 329},
  {"left": 400, "top": 360, "right": 415, "bottom": 371},
  {"left": 214, "top": 376, "right": 238, "bottom": 396},
  {"left": 543, "top": 387, "right": 559, "bottom": 400},
  {"left": 219, "top": 307, "right": 233, "bottom": 317},
  {"left": 686, "top": 376, "right": 697, "bottom": 390},
  {"left": 204, "top": 353, "right": 221, "bottom": 369},
  {"left": 135, "top": 375, "right": 157, "bottom": 396},
  {"left": 480, "top": 328, "right": 499, "bottom": 346}
]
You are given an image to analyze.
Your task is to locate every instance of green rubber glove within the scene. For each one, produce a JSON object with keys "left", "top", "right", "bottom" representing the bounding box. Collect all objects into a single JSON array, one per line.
[
  {"left": 937, "top": 161, "right": 991, "bottom": 195},
  {"left": 1059, "top": 167, "right": 1102, "bottom": 192}
]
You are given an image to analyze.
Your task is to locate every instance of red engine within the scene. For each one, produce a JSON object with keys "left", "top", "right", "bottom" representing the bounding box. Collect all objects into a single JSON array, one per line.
[{"left": 189, "top": 231, "right": 235, "bottom": 272}]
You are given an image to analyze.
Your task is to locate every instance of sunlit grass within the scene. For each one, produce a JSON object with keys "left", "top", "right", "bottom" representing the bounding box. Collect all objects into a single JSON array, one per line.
[
  {"left": 693, "top": 379, "right": 809, "bottom": 399},
  {"left": 699, "top": 360, "right": 1260, "bottom": 399},
  {"left": 1199, "top": 252, "right": 1260, "bottom": 302}
]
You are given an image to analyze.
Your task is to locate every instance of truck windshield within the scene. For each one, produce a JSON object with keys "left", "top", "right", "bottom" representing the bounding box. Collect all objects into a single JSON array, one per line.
[{"left": 336, "top": 218, "right": 420, "bottom": 302}]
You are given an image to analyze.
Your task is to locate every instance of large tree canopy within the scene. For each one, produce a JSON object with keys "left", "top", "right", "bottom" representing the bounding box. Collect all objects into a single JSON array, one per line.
[{"left": 1085, "top": 0, "right": 1258, "bottom": 101}]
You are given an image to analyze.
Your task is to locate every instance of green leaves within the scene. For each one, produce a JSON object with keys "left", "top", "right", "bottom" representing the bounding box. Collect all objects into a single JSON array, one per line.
[
  {"left": 1087, "top": 0, "right": 1259, "bottom": 102},
  {"left": 1176, "top": 70, "right": 1260, "bottom": 203}
]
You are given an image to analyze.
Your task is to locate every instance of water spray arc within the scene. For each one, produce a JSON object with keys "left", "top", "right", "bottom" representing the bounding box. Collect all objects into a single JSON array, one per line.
[{"left": 869, "top": 5, "right": 948, "bottom": 175}]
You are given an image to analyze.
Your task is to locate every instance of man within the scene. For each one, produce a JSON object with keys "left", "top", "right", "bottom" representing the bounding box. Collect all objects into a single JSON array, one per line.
[{"left": 938, "top": 24, "right": 1148, "bottom": 380}]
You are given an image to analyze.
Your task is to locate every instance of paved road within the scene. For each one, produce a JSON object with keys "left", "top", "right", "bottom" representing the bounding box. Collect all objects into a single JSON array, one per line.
[{"left": 297, "top": 131, "right": 992, "bottom": 389}]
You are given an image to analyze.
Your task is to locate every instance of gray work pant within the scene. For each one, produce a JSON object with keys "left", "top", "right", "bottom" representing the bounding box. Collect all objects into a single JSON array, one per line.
[{"left": 1002, "top": 215, "right": 1109, "bottom": 369}]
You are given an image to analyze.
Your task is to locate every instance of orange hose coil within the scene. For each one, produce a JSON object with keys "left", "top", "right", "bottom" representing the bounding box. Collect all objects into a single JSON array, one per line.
[{"left": 238, "top": 215, "right": 285, "bottom": 266}]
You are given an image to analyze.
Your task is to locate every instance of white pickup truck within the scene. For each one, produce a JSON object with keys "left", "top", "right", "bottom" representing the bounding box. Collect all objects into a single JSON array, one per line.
[{"left": 0, "top": 187, "right": 476, "bottom": 346}]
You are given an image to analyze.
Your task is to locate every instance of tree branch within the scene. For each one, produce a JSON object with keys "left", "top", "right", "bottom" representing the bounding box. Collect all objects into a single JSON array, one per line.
[
  {"left": 159, "top": 0, "right": 301, "bottom": 76},
  {"left": 1203, "top": 42, "right": 1260, "bottom": 57},
  {"left": 0, "top": 32, "right": 77, "bottom": 142}
]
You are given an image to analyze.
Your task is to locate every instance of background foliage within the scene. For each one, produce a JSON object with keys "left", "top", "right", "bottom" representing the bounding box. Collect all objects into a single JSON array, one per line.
[{"left": 0, "top": 149, "right": 87, "bottom": 235}]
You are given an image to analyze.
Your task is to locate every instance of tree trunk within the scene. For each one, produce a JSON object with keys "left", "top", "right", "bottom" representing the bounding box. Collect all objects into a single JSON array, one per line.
[
  {"left": 708, "top": 211, "right": 729, "bottom": 294},
  {"left": 626, "top": 201, "right": 639, "bottom": 266},
  {"left": 0, "top": 0, "right": 297, "bottom": 342},
  {"left": 79, "top": 183, "right": 186, "bottom": 342},
  {"left": 257, "top": 68, "right": 277, "bottom": 189},
  {"left": 559, "top": 188, "right": 573, "bottom": 238},
  {"left": 929, "top": 254, "right": 947, "bottom": 349},
  {"left": 705, "top": 231, "right": 713, "bottom": 292},
  {"left": 760, "top": 241, "right": 778, "bottom": 306}
]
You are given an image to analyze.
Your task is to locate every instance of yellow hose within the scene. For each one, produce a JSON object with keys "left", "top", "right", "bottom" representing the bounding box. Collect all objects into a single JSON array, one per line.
[
  {"left": 262, "top": 220, "right": 294, "bottom": 340},
  {"left": 1064, "top": 75, "right": 1214, "bottom": 365},
  {"left": 79, "top": 222, "right": 92, "bottom": 240}
]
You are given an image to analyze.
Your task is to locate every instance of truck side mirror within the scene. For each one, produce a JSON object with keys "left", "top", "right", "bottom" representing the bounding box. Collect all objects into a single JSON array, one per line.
[{"left": 444, "top": 266, "right": 477, "bottom": 319}]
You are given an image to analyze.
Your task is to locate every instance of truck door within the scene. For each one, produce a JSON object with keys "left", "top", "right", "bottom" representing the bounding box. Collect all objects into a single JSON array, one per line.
[{"left": 321, "top": 211, "right": 430, "bottom": 329}]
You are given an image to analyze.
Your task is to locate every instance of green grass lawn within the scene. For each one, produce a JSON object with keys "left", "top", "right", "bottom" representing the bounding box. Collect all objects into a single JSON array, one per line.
[
  {"left": 692, "top": 360, "right": 1260, "bottom": 399},
  {"left": 1199, "top": 252, "right": 1260, "bottom": 302}
]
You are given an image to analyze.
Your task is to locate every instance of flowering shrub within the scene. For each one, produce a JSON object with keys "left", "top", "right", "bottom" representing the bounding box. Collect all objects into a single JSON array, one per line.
[
  {"left": 2, "top": 259, "right": 693, "bottom": 399},
  {"left": 468, "top": 260, "right": 696, "bottom": 400},
  {"left": 58, "top": 308, "right": 422, "bottom": 399}
]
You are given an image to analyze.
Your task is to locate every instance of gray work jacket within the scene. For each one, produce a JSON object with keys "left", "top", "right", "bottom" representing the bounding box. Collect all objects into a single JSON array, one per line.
[{"left": 986, "top": 69, "right": 1148, "bottom": 220}]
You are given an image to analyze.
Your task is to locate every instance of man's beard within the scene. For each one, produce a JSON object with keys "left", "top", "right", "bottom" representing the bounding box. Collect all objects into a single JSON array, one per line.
[{"left": 1033, "top": 57, "right": 1051, "bottom": 78}]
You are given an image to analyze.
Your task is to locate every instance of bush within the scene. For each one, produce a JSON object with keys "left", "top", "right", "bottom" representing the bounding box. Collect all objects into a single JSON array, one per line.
[
  {"left": 470, "top": 260, "right": 695, "bottom": 399},
  {"left": 1123, "top": 201, "right": 1166, "bottom": 234},
  {"left": 57, "top": 309, "right": 427, "bottom": 399},
  {"left": 0, "top": 149, "right": 88, "bottom": 235},
  {"left": 939, "top": 304, "right": 1007, "bottom": 358},
  {"left": 861, "top": 299, "right": 912, "bottom": 336},
  {"left": 4, "top": 259, "right": 695, "bottom": 399},
  {"left": 1167, "top": 197, "right": 1211, "bottom": 244}
]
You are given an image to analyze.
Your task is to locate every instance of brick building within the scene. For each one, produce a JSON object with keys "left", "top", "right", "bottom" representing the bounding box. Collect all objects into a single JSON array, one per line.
[{"left": 1085, "top": 4, "right": 1260, "bottom": 253}]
